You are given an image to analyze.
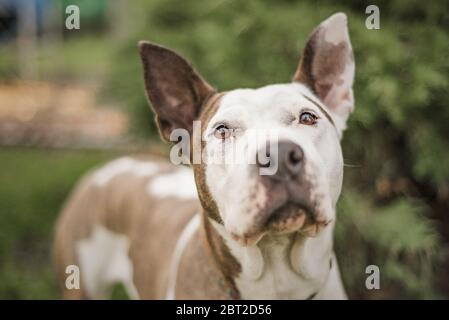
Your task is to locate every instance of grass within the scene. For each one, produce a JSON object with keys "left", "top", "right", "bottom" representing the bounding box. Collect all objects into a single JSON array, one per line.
[{"left": 0, "top": 146, "right": 120, "bottom": 299}]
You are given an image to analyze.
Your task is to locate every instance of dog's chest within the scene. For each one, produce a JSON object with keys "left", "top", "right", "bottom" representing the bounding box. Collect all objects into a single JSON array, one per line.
[{"left": 231, "top": 236, "right": 322, "bottom": 299}]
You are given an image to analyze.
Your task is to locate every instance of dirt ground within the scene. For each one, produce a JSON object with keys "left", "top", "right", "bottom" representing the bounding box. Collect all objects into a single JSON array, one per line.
[{"left": 0, "top": 81, "right": 128, "bottom": 148}]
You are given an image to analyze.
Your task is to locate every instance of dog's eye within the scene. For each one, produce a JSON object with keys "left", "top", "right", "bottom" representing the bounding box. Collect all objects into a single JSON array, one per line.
[
  {"left": 299, "top": 111, "right": 318, "bottom": 125},
  {"left": 214, "top": 124, "right": 232, "bottom": 140}
]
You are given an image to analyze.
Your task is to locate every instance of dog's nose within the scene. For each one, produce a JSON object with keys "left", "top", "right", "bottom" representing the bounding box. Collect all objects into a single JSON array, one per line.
[
  {"left": 257, "top": 140, "right": 304, "bottom": 178},
  {"left": 282, "top": 141, "right": 304, "bottom": 176}
]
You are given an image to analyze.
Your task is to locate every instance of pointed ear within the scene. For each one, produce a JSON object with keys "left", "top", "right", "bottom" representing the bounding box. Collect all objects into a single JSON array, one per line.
[
  {"left": 138, "top": 41, "right": 215, "bottom": 141},
  {"left": 293, "top": 13, "right": 355, "bottom": 132}
]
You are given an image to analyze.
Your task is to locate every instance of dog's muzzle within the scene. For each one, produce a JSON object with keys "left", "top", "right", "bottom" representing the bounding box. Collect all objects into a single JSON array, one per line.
[
  {"left": 257, "top": 140, "right": 304, "bottom": 179},
  {"left": 237, "top": 140, "right": 329, "bottom": 244}
]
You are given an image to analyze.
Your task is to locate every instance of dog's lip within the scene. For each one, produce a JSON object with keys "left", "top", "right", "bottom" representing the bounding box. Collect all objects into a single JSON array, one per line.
[
  {"left": 229, "top": 203, "right": 331, "bottom": 247},
  {"left": 266, "top": 202, "right": 329, "bottom": 236}
]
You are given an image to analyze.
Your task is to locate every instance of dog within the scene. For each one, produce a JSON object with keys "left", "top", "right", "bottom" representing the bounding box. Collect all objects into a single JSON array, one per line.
[{"left": 53, "top": 12, "right": 355, "bottom": 299}]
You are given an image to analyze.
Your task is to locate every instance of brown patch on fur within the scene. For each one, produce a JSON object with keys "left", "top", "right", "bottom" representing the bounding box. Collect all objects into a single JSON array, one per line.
[
  {"left": 293, "top": 25, "right": 351, "bottom": 111},
  {"left": 53, "top": 157, "right": 199, "bottom": 299},
  {"left": 202, "top": 213, "right": 241, "bottom": 299},
  {"left": 175, "top": 216, "right": 240, "bottom": 299},
  {"left": 294, "top": 30, "right": 318, "bottom": 93},
  {"left": 192, "top": 92, "right": 225, "bottom": 223},
  {"left": 186, "top": 91, "right": 242, "bottom": 298}
]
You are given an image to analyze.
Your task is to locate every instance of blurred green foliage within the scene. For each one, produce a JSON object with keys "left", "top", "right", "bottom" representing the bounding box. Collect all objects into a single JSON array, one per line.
[
  {"left": 0, "top": 45, "right": 17, "bottom": 79},
  {"left": 0, "top": 148, "right": 119, "bottom": 299},
  {"left": 104, "top": 0, "right": 449, "bottom": 298},
  {"left": 336, "top": 192, "right": 443, "bottom": 298}
]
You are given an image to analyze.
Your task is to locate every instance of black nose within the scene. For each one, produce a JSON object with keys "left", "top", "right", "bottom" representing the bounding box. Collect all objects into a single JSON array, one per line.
[{"left": 256, "top": 140, "right": 304, "bottom": 178}]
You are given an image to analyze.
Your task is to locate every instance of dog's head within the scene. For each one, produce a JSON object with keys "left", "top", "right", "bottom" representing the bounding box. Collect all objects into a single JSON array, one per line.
[{"left": 139, "top": 13, "right": 355, "bottom": 246}]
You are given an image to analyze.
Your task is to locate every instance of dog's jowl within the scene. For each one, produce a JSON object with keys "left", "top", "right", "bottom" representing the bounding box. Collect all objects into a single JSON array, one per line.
[{"left": 53, "top": 12, "right": 355, "bottom": 300}]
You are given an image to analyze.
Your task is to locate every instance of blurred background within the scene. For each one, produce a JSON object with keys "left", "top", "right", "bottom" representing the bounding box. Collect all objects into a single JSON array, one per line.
[{"left": 0, "top": 0, "right": 448, "bottom": 299}]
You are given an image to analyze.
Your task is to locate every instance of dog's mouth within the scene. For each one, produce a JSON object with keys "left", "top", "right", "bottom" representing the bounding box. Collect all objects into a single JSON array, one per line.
[
  {"left": 266, "top": 202, "right": 327, "bottom": 236},
  {"left": 230, "top": 202, "right": 330, "bottom": 246}
]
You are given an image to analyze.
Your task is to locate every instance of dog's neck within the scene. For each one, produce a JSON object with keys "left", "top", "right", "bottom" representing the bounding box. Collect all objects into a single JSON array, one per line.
[{"left": 201, "top": 207, "right": 336, "bottom": 299}]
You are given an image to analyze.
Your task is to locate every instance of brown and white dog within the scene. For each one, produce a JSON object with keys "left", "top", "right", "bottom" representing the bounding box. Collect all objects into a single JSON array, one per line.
[{"left": 53, "top": 12, "right": 355, "bottom": 300}]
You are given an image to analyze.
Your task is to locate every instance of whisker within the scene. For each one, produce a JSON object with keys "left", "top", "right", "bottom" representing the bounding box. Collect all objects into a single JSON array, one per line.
[{"left": 343, "top": 163, "right": 361, "bottom": 168}]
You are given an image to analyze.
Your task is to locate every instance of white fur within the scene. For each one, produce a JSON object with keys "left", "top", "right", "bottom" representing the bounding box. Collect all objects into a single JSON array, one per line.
[
  {"left": 210, "top": 220, "right": 344, "bottom": 299},
  {"left": 290, "top": 222, "right": 333, "bottom": 279},
  {"left": 322, "top": 13, "right": 348, "bottom": 45},
  {"left": 76, "top": 225, "right": 139, "bottom": 299},
  {"left": 92, "top": 157, "right": 159, "bottom": 186},
  {"left": 315, "top": 254, "right": 348, "bottom": 299},
  {"left": 204, "top": 83, "right": 342, "bottom": 238},
  {"left": 146, "top": 167, "right": 197, "bottom": 199},
  {"left": 200, "top": 78, "right": 351, "bottom": 299},
  {"left": 166, "top": 214, "right": 201, "bottom": 299}
]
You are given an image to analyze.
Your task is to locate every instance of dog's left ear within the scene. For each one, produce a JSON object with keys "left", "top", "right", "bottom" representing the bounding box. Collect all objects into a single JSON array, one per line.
[{"left": 293, "top": 13, "right": 355, "bottom": 133}]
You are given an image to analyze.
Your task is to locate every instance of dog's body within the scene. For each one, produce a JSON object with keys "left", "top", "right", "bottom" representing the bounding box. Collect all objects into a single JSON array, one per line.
[{"left": 54, "top": 13, "right": 355, "bottom": 300}]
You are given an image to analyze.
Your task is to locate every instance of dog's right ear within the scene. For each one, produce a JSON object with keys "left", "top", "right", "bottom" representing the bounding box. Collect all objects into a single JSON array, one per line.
[{"left": 138, "top": 41, "right": 215, "bottom": 141}]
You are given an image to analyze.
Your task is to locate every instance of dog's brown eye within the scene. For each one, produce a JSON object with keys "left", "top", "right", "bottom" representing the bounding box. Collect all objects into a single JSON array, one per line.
[
  {"left": 214, "top": 124, "right": 232, "bottom": 140},
  {"left": 299, "top": 112, "right": 318, "bottom": 125}
]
